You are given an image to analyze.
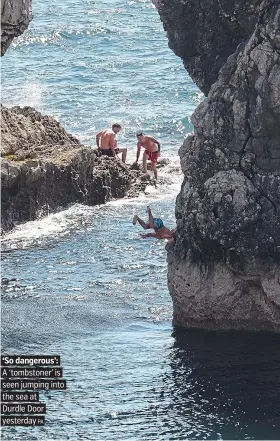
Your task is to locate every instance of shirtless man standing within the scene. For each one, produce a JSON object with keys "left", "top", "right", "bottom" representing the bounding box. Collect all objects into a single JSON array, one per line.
[
  {"left": 133, "top": 206, "right": 175, "bottom": 243},
  {"left": 134, "top": 130, "right": 161, "bottom": 179},
  {"left": 96, "top": 123, "right": 127, "bottom": 163}
]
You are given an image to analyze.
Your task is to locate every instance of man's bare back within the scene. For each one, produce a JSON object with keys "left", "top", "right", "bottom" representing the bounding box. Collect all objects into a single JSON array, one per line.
[
  {"left": 96, "top": 128, "right": 116, "bottom": 151},
  {"left": 99, "top": 129, "right": 115, "bottom": 149},
  {"left": 95, "top": 123, "right": 127, "bottom": 163}
]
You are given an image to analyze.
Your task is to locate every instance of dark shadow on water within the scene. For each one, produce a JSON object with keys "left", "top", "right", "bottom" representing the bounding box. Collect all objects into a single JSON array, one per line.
[{"left": 164, "top": 328, "right": 280, "bottom": 440}]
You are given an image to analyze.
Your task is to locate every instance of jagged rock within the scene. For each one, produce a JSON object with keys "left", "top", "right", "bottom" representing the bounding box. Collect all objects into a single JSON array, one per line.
[
  {"left": 156, "top": 0, "right": 280, "bottom": 330},
  {"left": 153, "top": 0, "right": 262, "bottom": 94},
  {"left": 1, "top": 0, "right": 32, "bottom": 56},
  {"left": 0, "top": 106, "right": 150, "bottom": 232}
]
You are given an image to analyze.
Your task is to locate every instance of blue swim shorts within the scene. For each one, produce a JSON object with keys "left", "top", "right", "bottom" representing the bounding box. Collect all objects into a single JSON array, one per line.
[{"left": 153, "top": 218, "right": 164, "bottom": 230}]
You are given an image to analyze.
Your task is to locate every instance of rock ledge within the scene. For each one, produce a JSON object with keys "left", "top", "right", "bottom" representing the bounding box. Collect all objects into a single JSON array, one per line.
[{"left": 1, "top": 105, "right": 149, "bottom": 233}]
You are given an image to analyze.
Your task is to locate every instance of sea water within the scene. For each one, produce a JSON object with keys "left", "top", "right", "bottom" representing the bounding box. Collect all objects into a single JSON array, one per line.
[{"left": 1, "top": 1, "right": 280, "bottom": 439}]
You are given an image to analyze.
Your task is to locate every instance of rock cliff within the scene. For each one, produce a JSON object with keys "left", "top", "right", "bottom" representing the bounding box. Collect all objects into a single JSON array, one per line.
[
  {"left": 1, "top": 0, "right": 32, "bottom": 55},
  {"left": 153, "top": 0, "right": 263, "bottom": 94},
  {"left": 1, "top": 105, "right": 148, "bottom": 232},
  {"left": 155, "top": 0, "right": 280, "bottom": 330}
]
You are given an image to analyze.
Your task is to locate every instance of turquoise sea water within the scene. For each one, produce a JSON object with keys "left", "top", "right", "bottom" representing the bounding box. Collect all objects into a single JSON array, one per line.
[
  {"left": 1, "top": 0, "right": 201, "bottom": 152},
  {"left": 1, "top": 1, "right": 280, "bottom": 440}
]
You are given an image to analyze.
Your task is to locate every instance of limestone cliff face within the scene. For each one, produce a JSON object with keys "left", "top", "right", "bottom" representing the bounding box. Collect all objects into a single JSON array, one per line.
[
  {"left": 1, "top": 106, "right": 147, "bottom": 232},
  {"left": 1, "top": 0, "right": 32, "bottom": 55},
  {"left": 153, "top": 0, "right": 263, "bottom": 94},
  {"left": 155, "top": 0, "right": 280, "bottom": 330}
]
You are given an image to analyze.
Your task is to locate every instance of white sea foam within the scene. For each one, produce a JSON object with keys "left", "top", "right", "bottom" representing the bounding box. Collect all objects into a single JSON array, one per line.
[
  {"left": 2, "top": 155, "right": 181, "bottom": 250},
  {"left": 12, "top": 81, "right": 45, "bottom": 111},
  {"left": 12, "top": 31, "right": 61, "bottom": 48},
  {"left": 1, "top": 205, "right": 87, "bottom": 249}
]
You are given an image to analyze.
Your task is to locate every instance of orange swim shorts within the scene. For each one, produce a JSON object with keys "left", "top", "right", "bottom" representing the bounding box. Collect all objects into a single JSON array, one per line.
[{"left": 145, "top": 150, "right": 160, "bottom": 163}]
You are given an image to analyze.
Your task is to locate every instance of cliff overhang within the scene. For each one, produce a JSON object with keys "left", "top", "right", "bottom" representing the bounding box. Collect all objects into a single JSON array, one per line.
[{"left": 1, "top": 0, "right": 32, "bottom": 55}]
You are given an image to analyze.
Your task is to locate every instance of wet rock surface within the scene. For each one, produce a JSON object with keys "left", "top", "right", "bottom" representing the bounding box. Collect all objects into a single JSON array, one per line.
[
  {"left": 156, "top": 0, "right": 280, "bottom": 330},
  {"left": 1, "top": 106, "right": 153, "bottom": 232},
  {"left": 1, "top": 0, "right": 32, "bottom": 56}
]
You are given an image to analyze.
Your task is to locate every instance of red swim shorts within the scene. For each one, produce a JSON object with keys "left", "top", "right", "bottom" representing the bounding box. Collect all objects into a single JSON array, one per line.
[{"left": 145, "top": 150, "right": 160, "bottom": 163}]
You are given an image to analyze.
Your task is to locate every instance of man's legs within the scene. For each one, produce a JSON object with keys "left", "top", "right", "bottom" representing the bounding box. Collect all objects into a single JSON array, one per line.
[
  {"left": 151, "top": 161, "right": 158, "bottom": 180},
  {"left": 132, "top": 215, "right": 151, "bottom": 229},
  {"left": 117, "top": 148, "right": 127, "bottom": 163},
  {"left": 143, "top": 152, "right": 148, "bottom": 173}
]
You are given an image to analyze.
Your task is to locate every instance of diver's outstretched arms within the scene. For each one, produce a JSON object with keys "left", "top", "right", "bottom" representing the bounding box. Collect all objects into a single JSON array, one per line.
[{"left": 140, "top": 233, "right": 157, "bottom": 239}]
